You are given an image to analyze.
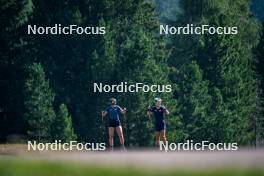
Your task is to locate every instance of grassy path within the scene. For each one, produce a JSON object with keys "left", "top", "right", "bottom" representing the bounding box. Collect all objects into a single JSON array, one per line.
[{"left": 0, "top": 144, "right": 264, "bottom": 175}]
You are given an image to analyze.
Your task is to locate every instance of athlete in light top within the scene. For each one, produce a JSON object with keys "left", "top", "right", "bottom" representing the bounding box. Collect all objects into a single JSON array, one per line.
[
  {"left": 102, "top": 98, "right": 126, "bottom": 151},
  {"left": 147, "top": 97, "right": 169, "bottom": 147}
]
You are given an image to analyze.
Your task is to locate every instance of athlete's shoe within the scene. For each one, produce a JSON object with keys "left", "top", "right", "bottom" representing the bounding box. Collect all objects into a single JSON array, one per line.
[
  {"left": 120, "top": 145, "right": 126, "bottom": 152},
  {"left": 108, "top": 146, "right": 114, "bottom": 152}
]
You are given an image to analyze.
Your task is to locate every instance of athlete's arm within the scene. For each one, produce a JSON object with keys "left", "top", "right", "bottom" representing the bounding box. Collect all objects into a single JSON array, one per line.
[
  {"left": 147, "top": 111, "right": 152, "bottom": 116},
  {"left": 101, "top": 111, "right": 107, "bottom": 117},
  {"left": 119, "top": 107, "right": 126, "bottom": 114},
  {"left": 147, "top": 106, "right": 152, "bottom": 116},
  {"left": 163, "top": 106, "right": 169, "bottom": 115},
  {"left": 165, "top": 109, "right": 169, "bottom": 115}
]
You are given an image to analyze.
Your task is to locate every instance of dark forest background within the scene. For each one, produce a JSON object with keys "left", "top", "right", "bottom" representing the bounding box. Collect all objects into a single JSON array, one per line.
[{"left": 0, "top": 0, "right": 264, "bottom": 147}]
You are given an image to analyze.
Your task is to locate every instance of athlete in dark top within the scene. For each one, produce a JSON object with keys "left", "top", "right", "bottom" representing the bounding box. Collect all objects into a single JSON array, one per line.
[
  {"left": 147, "top": 98, "right": 169, "bottom": 147},
  {"left": 104, "top": 105, "right": 122, "bottom": 127},
  {"left": 102, "top": 98, "right": 126, "bottom": 151}
]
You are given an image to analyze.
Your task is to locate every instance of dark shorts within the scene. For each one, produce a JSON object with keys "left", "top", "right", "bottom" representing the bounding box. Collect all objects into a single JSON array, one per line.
[
  {"left": 155, "top": 121, "right": 166, "bottom": 131},
  {"left": 109, "top": 119, "right": 121, "bottom": 128}
]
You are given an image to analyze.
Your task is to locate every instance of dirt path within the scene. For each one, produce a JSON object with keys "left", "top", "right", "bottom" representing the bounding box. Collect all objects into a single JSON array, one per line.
[{"left": 2, "top": 148, "right": 263, "bottom": 170}]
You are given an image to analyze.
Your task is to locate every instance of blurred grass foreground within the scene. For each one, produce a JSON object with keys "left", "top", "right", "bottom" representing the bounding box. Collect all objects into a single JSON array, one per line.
[
  {"left": 0, "top": 144, "right": 264, "bottom": 176},
  {"left": 0, "top": 158, "right": 264, "bottom": 176}
]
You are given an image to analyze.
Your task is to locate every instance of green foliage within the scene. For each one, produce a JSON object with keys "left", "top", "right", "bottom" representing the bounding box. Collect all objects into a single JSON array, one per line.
[
  {"left": 23, "top": 63, "right": 55, "bottom": 141},
  {"left": 254, "top": 22, "right": 264, "bottom": 145},
  {"left": 173, "top": 62, "right": 215, "bottom": 142},
  {"left": 0, "top": 0, "right": 33, "bottom": 142},
  {"left": 0, "top": 159, "right": 264, "bottom": 176},
  {"left": 169, "top": 0, "right": 262, "bottom": 144},
  {"left": 52, "top": 104, "right": 77, "bottom": 142},
  {"left": 97, "top": 0, "right": 174, "bottom": 146},
  {"left": 0, "top": 0, "right": 33, "bottom": 31},
  {"left": 1, "top": 0, "right": 264, "bottom": 147},
  {"left": 197, "top": 0, "right": 260, "bottom": 144}
]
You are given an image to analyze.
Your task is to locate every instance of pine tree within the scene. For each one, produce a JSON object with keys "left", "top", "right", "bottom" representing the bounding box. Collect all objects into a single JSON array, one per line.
[
  {"left": 197, "top": 0, "right": 260, "bottom": 144},
  {"left": 173, "top": 61, "right": 214, "bottom": 142},
  {"left": 169, "top": 0, "right": 261, "bottom": 144},
  {"left": 52, "top": 104, "right": 77, "bottom": 142},
  {"left": 103, "top": 0, "right": 175, "bottom": 146},
  {"left": 0, "top": 0, "right": 33, "bottom": 141},
  {"left": 23, "top": 63, "right": 55, "bottom": 141},
  {"left": 255, "top": 22, "right": 264, "bottom": 146},
  {"left": 26, "top": 0, "right": 90, "bottom": 141}
]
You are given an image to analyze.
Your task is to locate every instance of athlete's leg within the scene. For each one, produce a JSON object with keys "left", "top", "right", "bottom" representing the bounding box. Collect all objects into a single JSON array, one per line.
[
  {"left": 116, "top": 126, "right": 126, "bottom": 151},
  {"left": 155, "top": 131, "right": 161, "bottom": 147},
  {"left": 108, "top": 127, "right": 115, "bottom": 148},
  {"left": 116, "top": 126, "right": 124, "bottom": 145},
  {"left": 161, "top": 130, "right": 166, "bottom": 144}
]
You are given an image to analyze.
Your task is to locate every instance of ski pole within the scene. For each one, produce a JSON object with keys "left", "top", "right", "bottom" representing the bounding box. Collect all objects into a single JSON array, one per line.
[
  {"left": 123, "top": 108, "right": 127, "bottom": 128},
  {"left": 101, "top": 111, "right": 105, "bottom": 122},
  {"left": 147, "top": 105, "right": 151, "bottom": 122}
]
